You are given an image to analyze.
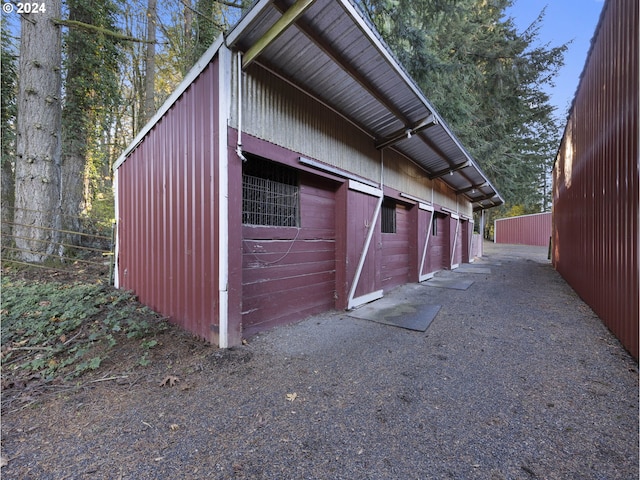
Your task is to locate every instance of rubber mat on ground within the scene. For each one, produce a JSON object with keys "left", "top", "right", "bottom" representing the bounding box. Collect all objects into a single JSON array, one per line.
[
  {"left": 453, "top": 265, "right": 492, "bottom": 274},
  {"left": 348, "top": 296, "right": 441, "bottom": 332},
  {"left": 423, "top": 276, "right": 474, "bottom": 290}
]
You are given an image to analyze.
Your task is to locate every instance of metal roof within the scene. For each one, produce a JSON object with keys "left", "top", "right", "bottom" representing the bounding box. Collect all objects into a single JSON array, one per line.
[{"left": 226, "top": 0, "right": 503, "bottom": 210}]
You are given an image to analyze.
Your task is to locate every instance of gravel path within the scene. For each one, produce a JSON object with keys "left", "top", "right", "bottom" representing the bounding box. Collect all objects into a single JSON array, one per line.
[{"left": 2, "top": 242, "right": 638, "bottom": 479}]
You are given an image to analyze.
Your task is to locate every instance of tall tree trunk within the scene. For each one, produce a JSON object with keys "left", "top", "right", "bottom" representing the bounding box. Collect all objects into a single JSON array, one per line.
[
  {"left": 60, "top": 1, "right": 92, "bottom": 244},
  {"left": 1, "top": 152, "right": 14, "bottom": 250},
  {"left": 144, "top": 0, "right": 157, "bottom": 123},
  {"left": 1, "top": 24, "right": 17, "bottom": 250},
  {"left": 183, "top": 0, "right": 193, "bottom": 47},
  {"left": 13, "top": 0, "right": 62, "bottom": 262},
  {"left": 183, "top": 0, "right": 193, "bottom": 74}
]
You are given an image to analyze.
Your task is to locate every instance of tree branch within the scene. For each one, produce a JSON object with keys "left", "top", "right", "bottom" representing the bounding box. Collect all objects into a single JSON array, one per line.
[
  {"left": 215, "top": 0, "right": 244, "bottom": 9},
  {"left": 181, "top": 0, "right": 240, "bottom": 22},
  {"left": 53, "top": 19, "right": 158, "bottom": 44}
]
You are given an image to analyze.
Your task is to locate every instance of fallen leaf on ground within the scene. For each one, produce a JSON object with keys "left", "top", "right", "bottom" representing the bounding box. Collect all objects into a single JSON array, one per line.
[
  {"left": 286, "top": 392, "right": 297, "bottom": 402},
  {"left": 159, "top": 375, "right": 180, "bottom": 387}
]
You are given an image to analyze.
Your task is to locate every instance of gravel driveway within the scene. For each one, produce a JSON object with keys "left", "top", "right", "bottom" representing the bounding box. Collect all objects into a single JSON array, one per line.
[{"left": 2, "top": 242, "right": 638, "bottom": 479}]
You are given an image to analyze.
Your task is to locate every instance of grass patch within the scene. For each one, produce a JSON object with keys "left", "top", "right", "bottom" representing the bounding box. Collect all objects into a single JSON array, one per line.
[{"left": 1, "top": 276, "right": 167, "bottom": 381}]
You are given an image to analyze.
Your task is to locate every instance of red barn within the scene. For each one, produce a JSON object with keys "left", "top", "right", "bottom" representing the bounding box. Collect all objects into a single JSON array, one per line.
[
  {"left": 494, "top": 212, "right": 552, "bottom": 247},
  {"left": 113, "top": 0, "right": 503, "bottom": 347},
  {"left": 552, "top": 0, "right": 638, "bottom": 359}
]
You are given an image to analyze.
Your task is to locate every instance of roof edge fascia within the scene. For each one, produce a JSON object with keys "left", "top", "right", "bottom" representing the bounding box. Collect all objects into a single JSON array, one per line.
[
  {"left": 225, "top": 0, "right": 273, "bottom": 47},
  {"left": 113, "top": 35, "right": 226, "bottom": 171}
]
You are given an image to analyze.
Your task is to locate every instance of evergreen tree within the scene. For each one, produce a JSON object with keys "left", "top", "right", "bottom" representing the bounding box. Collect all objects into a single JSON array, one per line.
[
  {"left": 61, "top": 0, "right": 122, "bottom": 239},
  {"left": 144, "top": 0, "right": 158, "bottom": 122},
  {"left": 192, "top": 0, "right": 224, "bottom": 61},
  {"left": 360, "top": 0, "right": 566, "bottom": 221},
  {"left": 13, "top": 0, "right": 63, "bottom": 262},
  {"left": 154, "top": 0, "right": 243, "bottom": 102},
  {"left": 1, "top": 24, "right": 18, "bottom": 248}
]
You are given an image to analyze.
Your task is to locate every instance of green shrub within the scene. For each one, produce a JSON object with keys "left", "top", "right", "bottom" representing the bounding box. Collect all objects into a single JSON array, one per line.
[{"left": 1, "top": 277, "right": 167, "bottom": 380}]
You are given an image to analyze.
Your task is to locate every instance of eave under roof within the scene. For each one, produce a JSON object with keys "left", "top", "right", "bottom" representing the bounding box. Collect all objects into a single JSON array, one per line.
[{"left": 226, "top": 0, "right": 503, "bottom": 211}]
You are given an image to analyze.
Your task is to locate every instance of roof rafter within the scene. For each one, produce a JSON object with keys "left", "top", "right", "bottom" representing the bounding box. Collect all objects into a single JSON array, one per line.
[
  {"left": 243, "top": 0, "right": 317, "bottom": 69},
  {"left": 375, "top": 114, "right": 438, "bottom": 150},
  {"left": 429, "top": 162, "right": 470, "bottom": 180},
  {"left": 270, "top": 0, "right": 413, "bottom": 128}
]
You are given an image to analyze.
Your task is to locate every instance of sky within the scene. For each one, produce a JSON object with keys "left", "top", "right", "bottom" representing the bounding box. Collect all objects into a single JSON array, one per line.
[{"left": 504, "top": 0, "right": 605, "bottom": 119}]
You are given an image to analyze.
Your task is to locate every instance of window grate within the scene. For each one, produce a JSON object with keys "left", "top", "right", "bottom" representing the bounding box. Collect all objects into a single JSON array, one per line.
[
  {"left": 242, "top": 156, "right": 299, "bottom": 227},
  {"left": 381, "top": 198, "right": 396, "bottom": 233}
]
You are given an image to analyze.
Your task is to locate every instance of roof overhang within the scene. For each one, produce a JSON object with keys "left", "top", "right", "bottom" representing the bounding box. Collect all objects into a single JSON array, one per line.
[{"left": 226, "top": 0, "right": 503, "bottom": 210}]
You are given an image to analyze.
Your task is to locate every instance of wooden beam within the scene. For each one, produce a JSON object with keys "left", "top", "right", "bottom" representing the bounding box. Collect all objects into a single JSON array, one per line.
[{"left": 242, "top": 0, "right": 317, "bottom": 69}]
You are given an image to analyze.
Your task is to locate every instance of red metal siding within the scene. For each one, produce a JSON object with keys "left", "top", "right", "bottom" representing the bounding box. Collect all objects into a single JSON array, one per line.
[
  {"left": 552, "top": 0, "right": 638, "bottom": 359},
  {"left": 494, "top": 212, "right": 552, "bottom": 247},
  {"left": 117, "top": 58, "right": 219, "bottom": 342},
  {"left": 241, "top": 173, "right": 337, "bottom": 335},
  {"left": 381, "top": 203, "right": 411, "bottom": 290}
]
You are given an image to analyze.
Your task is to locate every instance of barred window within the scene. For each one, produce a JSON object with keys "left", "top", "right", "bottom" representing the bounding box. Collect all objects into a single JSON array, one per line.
[
  {"left": 381, "top": 198, "right": 396, "bottom": 233},
  {"left": 242, "top": 155, "right": 299, "bottom": 227}
]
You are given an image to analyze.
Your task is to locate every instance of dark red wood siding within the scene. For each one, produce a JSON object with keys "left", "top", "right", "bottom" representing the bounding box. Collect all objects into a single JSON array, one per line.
[
  {"left": 417, "top": 207, "right": 434, "bottom": 279},
  {"left": 426, "top": 212, "right": 449, "bottom": 273},
  {"left": 241, "top": 173, "right": 337, "bottom": 335},
  {"left": 461, "top": 220, "right": 472, "bottom": 263},
  {"left": 343, "top": 188, "right": 382, "bottom": 301},
  {"left": 470, "top": 233, "right": 483, "bottom": 259},
  {"left": 117, "top": 58, "right": 219, "bottom": 342},
  {"left": 553, "top": 0, "right": 638, "bottom": 359},
  {"left": 450, "top": 216, "right": 463, "bottom": 268},
  {"left": 381, "top": 203, "right": 411, "bottom": 290}
]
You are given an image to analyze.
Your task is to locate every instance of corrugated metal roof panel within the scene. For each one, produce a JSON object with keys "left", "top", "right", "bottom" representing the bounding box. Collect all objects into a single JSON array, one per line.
[{"left": 226, "top": 0, "right": 502, "bottom": 210}]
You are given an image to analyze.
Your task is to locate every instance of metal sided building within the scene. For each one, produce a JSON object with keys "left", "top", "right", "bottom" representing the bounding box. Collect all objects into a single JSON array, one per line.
[
  {"left": 494, "top": 212, "right": 552, "bottom": 247},
  {"left": 113, "top": 0, "right": 503, "bottom": 347},
  {"left": 552, "top": 0, "right": 638, "bottom": 359}
]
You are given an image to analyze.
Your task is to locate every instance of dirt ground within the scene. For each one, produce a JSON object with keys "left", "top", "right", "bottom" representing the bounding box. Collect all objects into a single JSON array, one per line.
[{"left": 1, "top": 242, "right": 638, "bottom": 479}]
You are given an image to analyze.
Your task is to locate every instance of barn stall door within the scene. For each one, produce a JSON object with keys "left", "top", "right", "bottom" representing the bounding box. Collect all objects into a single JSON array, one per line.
[
  {"left": 381, "top": 200, "right": 412, "bottom": 290},
  {"left": 344, "top": 180, "right": 383, "bottom": 309},
  {"left": 241, "top": 168, "right": 337, "bottom": 336},
  {"left": 450, "top": 214, "right": 463, "bottom": 269},
  {"left": 426, "top": 211, "right": 449, "bottom": 273},
  {"left": 417, "top": 204, "right": 435, "bottom": 281},
  {"left": 461, "top": 219, "right": 473, "bottom": 263}
]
